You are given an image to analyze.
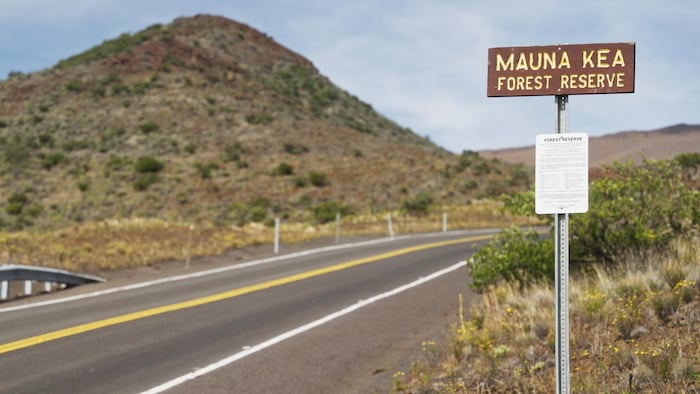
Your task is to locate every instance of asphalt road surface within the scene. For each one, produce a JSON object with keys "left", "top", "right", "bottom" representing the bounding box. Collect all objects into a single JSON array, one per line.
[{"left": 0, "top": 229, "right": 497, "bottom": 393}]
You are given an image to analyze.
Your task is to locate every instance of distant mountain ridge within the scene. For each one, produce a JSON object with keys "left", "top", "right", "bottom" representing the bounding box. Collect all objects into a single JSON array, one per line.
[
  {"left": 656, "top": 123, "right": 699, "bottom": 135},
  {"left": 480, "top": 123, "right": 700, "bottom": 168}
]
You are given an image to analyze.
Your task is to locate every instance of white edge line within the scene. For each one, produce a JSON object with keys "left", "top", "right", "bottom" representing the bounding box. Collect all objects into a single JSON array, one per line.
[
  {"left": 0, "top": 229, "right": 493, "bottom": 313},
  {"left": 139, "top": 260, "right": 466, "bottom": 394}
]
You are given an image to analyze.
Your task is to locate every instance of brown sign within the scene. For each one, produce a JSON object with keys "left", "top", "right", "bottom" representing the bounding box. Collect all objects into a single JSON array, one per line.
[{"left": 487, "top": 42, "right": 635, "bottom": 97}]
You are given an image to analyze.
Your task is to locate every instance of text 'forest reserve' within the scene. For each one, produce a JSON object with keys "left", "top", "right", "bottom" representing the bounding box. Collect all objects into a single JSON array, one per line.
[{"left": 487, "top": 42, "right": 635, "bottom": 97}]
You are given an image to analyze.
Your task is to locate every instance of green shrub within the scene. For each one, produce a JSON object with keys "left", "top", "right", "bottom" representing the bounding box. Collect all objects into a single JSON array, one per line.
[
  {"left": 7, "top": 71, "right": 24, "bottom": 79},
  {"left": 133, "top": 173, "right": 159, "bottom": 191},
  {"left": 77, "top": 179, "right": 90, "bottom": 192},
  {"left": 134, "top": 156, "right": 164, "bottom": 173},
  {"left": 3, "top": 137, "right": 31, "bottom": 165},
  {"left": 273, "top": 162, "right": 294, "bottom": 176},
  {"left": 65, "top": 78, "right": 85, "bottom": 92},
  {"left": 176, "top": 193, "right": 188, "bottom": 205},
  {"left": 293, "top": 176, "right": 308, "bottom": 188},
  {"left": 572, "top": 159, "right": 700, "bottom": 265},
  {"left": 468, "top": 227, "right": 553, "bottom": 291},
  {"left": 309, "top": 171, "right": 329, "bottom": 187},
  {"left": 463, "top": 179, "right": 478, "bottom": 190},
  {"left": 6, "top": 202, "right": 24, "bottom": 215},
  {"left": 92, "top": 84, "right": 106, "bottom": 98},
  {"left": 477, "top": 179, "right": 508, "bottom": 198},
  {"left": 184, "top": 143, "right": 197, "bottom": 154},
  {"left": 245, "top": 112, "right": 273, "bottom": 125},
  {"left": 132, "top": 81, "right": 152, "bottom": 95},
  {"left": 222, "top": 142, "right": 246, "bottom": 162},
  {"left": 194, "top": 161, "right": 218, "bottom": 179},
  {"left": 24, "top": 204, "right": 42, "bottom": 218},
  {"left": 229, "top": 197, "right": 272, "bottom": 224},
  {"left": 344, "top": 119, "right": 375, "bottom": 135},
  {"left": 250, "top": 206, "right": 268, "bottom": 222},
  {"left": 675, "top": 152, "right": 700, "bottom": 168},
  {"left": 309, "top": 86, "right": 339, "bottom": 117},
  {"left": 501, "top": 190, "right": 537, "bottom": 218},
  {"left": 41, "top": 152, "right": 66, "bottom": 170},
  {"left": 99, "top": 128, "right": 125, "bottom": 152},
  {"left": 250, "top": 197, "right": 271, "bottom": 209},
  {"left": 111, "top": 84, "right": 130, "bottom": 95},
  {"left": 401, "top": 192, "right": 433, "bottom": 216},
  {"left": 311, "top": 201, "right": 352, "bottom": 224},
  {"left": 6, "top": 193, "right": 28, "bottom": 215},
  {"left": 139, "top": 121, "right": 160, "bottom": 134},
  {"left": 38, "top": 133, "right": 54, "bottom": 147},
  {"left": 470, "top": 159, "right": 700, "bottom": 291},
  {"left": 507, "top": 164, "right": 531, "bottom": 187},
  {"left": 472, "top": 160, "right": 491, "bottom": 176},
  {"left": 104, "top": 155, "right": 127, "bottom": 173},
  {"left": 283, "top": 143, "right": 309, "bottom": 155},
  {"left": 269, "top": 62, "right": 312, "bottom": 98},
  {"left": 455, "top": 150, "right": 481, "bottom": 171},
  {"left": 61, "top": 139, "right": 90, "bottom": 152}
]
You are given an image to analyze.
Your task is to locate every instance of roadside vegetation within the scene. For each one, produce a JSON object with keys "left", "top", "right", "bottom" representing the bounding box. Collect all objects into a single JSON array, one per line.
[
  {"left": 0, "top": 201, "right": 532, "bottom": 274},
  {"left": 393, "top": 157, "right": 700, "bottom": 393}
]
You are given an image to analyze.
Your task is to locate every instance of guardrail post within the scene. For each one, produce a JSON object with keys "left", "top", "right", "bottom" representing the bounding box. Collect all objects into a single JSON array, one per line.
[
  {"left": 24, "top": 280, "right": 32, "bottom": 296},
  {"left": 1, "top": 281, "right": 7, "bottom": 300},
  {"left": 442, "top": 212, "right": 447, "bottom": 232}
]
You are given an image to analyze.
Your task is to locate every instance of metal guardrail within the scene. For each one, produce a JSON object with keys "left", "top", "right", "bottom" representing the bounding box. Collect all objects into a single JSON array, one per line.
[{"left": 0, "top": 264, "right": 104, "bottom": 301}]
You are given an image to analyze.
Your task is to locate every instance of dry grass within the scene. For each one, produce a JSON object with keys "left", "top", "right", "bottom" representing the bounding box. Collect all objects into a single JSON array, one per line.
[
  {"left": 0, "top": 201, "right": 534, "bottom": 274},
  {"left": 0, "top": 218, "right": 267, "bottom": 272},
  {"left": 393, "top": 238, "right": 700, "bottom": 393}
]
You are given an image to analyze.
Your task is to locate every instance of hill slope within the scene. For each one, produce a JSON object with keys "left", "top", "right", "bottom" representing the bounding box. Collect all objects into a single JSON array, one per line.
[
  {"left": 0, "top": 14, "right": 528, "bottom": 231},
  {"left": 480, "top": 123, "right": 700, "bottom": 168}
]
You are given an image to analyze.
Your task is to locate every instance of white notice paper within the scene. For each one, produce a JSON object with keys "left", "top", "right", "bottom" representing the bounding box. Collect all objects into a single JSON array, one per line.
[{"left": 535, "top": 133, "right": 589, "bottom": 214}]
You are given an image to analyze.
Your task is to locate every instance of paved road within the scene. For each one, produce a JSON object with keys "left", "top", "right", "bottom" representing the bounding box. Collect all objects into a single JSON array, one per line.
[{"left": 0, "top": 229, "right": 496, "bottom": 393}]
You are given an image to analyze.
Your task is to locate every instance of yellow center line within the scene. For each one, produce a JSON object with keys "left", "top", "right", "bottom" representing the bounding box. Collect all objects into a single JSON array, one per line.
[{"left": 0, "top": 234, "right": 494, "bottom": 355}]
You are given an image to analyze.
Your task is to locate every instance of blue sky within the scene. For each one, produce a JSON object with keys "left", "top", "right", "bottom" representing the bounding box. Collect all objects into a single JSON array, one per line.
[{"left": 1, "top": 0, "right": 698, "bottom": 151}]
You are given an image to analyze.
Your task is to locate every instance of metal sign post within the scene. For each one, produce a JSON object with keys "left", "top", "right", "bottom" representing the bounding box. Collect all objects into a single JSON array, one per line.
[
  {"left": 487, "top": 42, "right": 635, "bottom": 394},
  {"left": 554, "top": 94, "right": 570, "bottom": 394}
]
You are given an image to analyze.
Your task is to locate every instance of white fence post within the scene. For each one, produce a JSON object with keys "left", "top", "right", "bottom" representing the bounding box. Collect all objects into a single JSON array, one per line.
[
  {"left": 387, "top": 214, "right": 395, "bottom": 238},
  {"left": 442, "top": 212, "right": 448, "bottom": 232},
  {"left": 335, "top": 213, "right": 341, "bottom": 244},
  {"left": 274, "top": 217, "right": 280, "bottom": 254},
  {"left": 185, "top": 224, "right": 194, "bottom": 269}
]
